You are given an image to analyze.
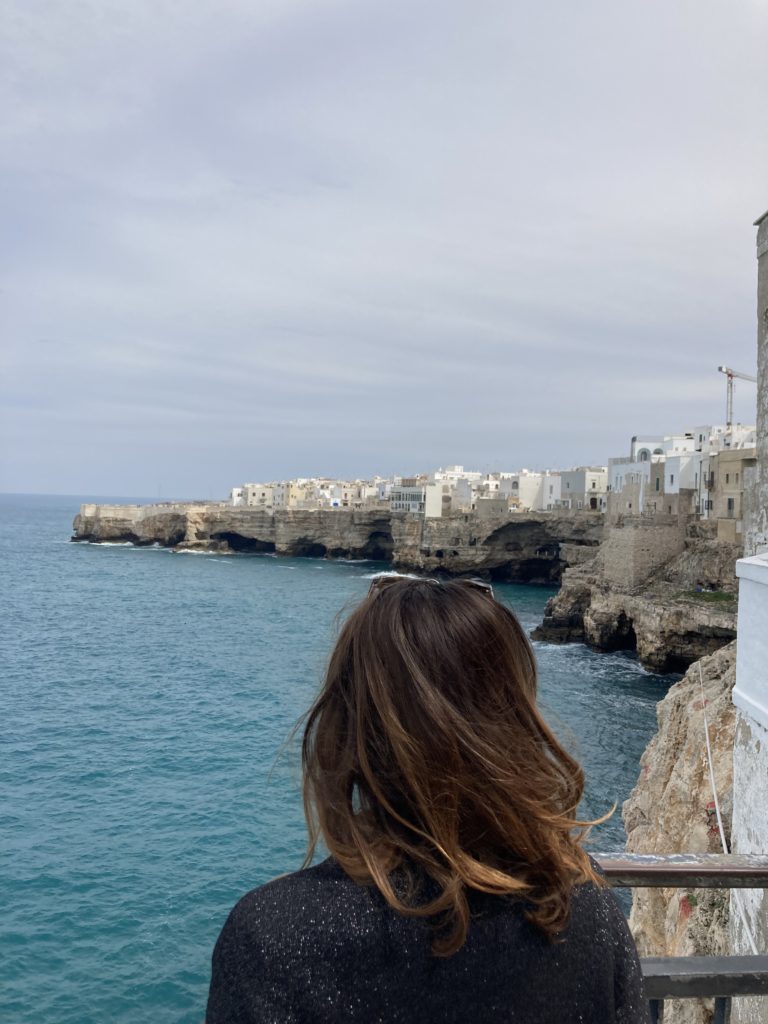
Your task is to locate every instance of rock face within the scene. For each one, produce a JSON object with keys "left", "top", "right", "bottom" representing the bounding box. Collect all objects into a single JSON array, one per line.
[
  {"left": 71, "top": 504, "right": 189, "bottom": 547},
  {"left": 72, "top": 504, "right": 604, "bottom": 582},
  {"left": 390, "top": 510, "right": 603, "bottom": 582},
  {"left": 533, "top": 517, "right": 739, "bottom": 672},
  {"left": 73, "top": 504, "right": 396, "bottom": 560},
  {"left": 623, "top": 643, "right": 737, "bottom": 1024}
]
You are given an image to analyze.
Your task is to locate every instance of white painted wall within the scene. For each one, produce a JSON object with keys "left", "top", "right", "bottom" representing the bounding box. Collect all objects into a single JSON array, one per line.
[
  {"left": 424, "top": 481, "right": 450, "bottom": 517},
  {"left": 541, "top": 472, "right": 562, "bottom": 510},
  {"left": 664, "top": 454, "right": 696, "bottom": 494},
  {"left": 609, "top": 458, "right": 651, "bottom": 497},
  {"left": 730, "top": 553, "right": 768, "bottom": 1023}
]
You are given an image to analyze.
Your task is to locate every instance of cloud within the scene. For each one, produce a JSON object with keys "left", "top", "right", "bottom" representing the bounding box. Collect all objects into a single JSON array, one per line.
[{"left": 1, "top": 0, "right": 766, "bottom": 495}]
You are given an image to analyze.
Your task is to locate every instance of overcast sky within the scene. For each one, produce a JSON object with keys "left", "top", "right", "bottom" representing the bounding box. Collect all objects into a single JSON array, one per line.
[{"left": 2, "top": 0, "right": 767, "bottom": 498}]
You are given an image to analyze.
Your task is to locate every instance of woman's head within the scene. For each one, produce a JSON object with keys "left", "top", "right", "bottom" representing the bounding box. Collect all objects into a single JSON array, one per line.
[{"left": 301, "top": 576, "right": 603, "bottom": 954}]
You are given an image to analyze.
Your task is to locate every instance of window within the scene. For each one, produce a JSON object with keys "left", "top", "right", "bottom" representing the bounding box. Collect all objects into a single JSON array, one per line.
[
  {"left": 726, "top": 473, "right": 730, "bottom": 484},
  {"left": 592, "top": 481, "right": 596, "bottom": 488},
  {"left": 655, "top": 478, "right": 660, "bottom": 492},
  {"left": 736, "top": 472, "right": 740, "bottom": 484},
  {"left": 727, "top": 497, "right": 735, "bottom": 512},
  {"left": 670, "top": 474, "right": 675, "bottom": 485}
]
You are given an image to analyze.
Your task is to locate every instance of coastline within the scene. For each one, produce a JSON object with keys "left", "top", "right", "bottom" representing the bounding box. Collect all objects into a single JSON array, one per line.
[{"left": 72, "top": 501, "right": 738, "bottom": 674}]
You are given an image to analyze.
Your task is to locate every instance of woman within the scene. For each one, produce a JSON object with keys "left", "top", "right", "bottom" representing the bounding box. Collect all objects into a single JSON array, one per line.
[{"left": 207, "top": 576, "right": 648, "bottom": 1023}]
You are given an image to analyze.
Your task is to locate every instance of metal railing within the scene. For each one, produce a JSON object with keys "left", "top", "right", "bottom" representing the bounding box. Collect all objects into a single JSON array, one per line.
[{"left": 596, "top": 853, "right": 768, "bottom": 1023}]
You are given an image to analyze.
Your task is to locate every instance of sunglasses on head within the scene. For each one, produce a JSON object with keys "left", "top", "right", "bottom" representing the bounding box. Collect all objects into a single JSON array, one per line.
[{"left": 368, "top": 575, "right": 494, "bottom": 599}]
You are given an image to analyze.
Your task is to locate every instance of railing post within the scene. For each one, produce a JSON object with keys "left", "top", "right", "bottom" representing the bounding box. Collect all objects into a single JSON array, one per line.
[{"left": 712, "top": 995, "right": 731, "bottom": 1024}]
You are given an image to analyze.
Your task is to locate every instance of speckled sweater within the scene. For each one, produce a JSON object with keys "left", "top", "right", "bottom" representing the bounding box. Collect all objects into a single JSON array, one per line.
[{"left": 206, "top": 857, "right": 649, "bottom": 1023}]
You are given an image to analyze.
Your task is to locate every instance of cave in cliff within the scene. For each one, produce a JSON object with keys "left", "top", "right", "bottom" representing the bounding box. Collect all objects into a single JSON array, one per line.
[
  {"left": 605, "top": 611, "right": 638, "bottom": 653},
  {"left": 482, "top": 523, "right": 564, "bottom": 584},
  {"left": 210, "top": 532, "right": 276, "bottom": 554},
  {"left": 488, "top": 557, "right": 562, "bottom": 585},
  {"left": 360, "top": 530, "right": 394, "bottom": 562},
  {"left": 287, "top": 529, "right": 393, "bottom": 562},
  {"left": 286, "top": 540, "right": 328, "bottom": 558}
]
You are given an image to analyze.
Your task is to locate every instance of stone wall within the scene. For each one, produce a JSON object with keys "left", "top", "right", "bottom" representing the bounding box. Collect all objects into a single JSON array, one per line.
[
  {"left": 597, "top": 517, "right": 686, "bottom": 593},
  {"left": 743, "top": 212, "right": 768, "bottom": 556}
]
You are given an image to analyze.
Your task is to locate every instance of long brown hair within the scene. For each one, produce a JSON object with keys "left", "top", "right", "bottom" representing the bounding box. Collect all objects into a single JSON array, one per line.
[{"left": 301, "top": 576, "right": 606, "bottom": 955}]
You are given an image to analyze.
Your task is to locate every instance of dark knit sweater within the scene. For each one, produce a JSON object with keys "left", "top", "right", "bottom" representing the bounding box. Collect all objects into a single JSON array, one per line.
[{"left": 207, "top": 857, "right": 649, "bottom": 1023}]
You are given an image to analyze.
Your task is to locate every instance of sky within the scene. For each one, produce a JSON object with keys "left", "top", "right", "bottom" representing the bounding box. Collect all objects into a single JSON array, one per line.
[{"left": 2, "top": 0, "right": 767, "bottom": 498}]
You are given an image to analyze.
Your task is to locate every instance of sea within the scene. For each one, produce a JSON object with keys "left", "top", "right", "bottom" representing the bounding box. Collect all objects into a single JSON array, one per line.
[{"left": 2, "top": 494, "right": 676, "bottom": 1024}]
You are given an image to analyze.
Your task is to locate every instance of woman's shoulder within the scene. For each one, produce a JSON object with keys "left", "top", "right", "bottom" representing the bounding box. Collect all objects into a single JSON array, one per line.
[
  {"left": 215, "top": 859, "right": 375, "bottom": 956},
  {"left": 234, "top": 856, "right": 345, "bottom": 902},
  {"left": 231, "top": 857, "right": 359, "bottom": 913}
]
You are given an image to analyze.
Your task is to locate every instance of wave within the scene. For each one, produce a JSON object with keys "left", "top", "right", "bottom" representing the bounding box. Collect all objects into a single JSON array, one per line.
[{"left": 85, "top": 540, "right": 134, "bottom": 547}]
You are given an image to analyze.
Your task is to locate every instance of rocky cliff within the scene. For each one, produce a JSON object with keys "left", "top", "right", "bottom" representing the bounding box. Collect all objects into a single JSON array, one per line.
[
  {"left": 72, "top": 504, "right": 604, "bottom": 582},
  {"left": 390, "top": 509, "right": 603, "bottom": 581},
  {"left": 73, "top": 503, "right": 395, "bottom": 559},
  {"left": 533, "top": 517, "right": 738, "bottom": 672},
  {"left": 623, "top": 642, "right": 737, "bottom": 1024}
]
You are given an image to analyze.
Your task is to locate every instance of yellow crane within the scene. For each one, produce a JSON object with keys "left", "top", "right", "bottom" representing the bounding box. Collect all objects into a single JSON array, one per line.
[{"left": 717, "top": 365, "right": 757, "bottom": 427}]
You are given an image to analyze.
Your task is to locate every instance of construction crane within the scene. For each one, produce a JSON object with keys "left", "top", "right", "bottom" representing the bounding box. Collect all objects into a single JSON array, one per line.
[{"left": 717, "top": 365, "right": 757, "bottom": 427}]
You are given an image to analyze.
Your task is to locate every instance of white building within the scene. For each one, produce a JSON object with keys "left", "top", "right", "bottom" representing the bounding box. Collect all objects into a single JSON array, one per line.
[
  {"left": 424, "top": 481, "right": 454, "bottom": 518},
  {"left": 559, "top": 467, "right": 608, "bottom": 511},
  {"left": 540, "top": 470, "right": 562, "bottom": 511},
  {"left": 390, "top": 482, "right": 426, "bottom": 514},
  {"left": 498, "top": 470, "right": 542, "bottom": 511},
  {"left": 430, "top": 465, "right": 483, "bottom": 484},
  {"left": 242, "top": 483, "right": 275, "bottom": 508}
]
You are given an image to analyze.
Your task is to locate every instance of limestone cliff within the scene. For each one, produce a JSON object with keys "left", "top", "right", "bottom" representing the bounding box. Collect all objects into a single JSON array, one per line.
[
  {"left": 533, "top": 517, "right": 738, "bottom": 672},
  {"left": 72, "top": 504, "right": 604, "bottom": 582},
  {"left": 623, "top": 642, "right": 737, "bottom": 1024},
  {"left": 73, "top": 504, "right": 395, "bottom": 559},
  {"left": 390, "top": 510, "right": 603, "bottom": 581}
]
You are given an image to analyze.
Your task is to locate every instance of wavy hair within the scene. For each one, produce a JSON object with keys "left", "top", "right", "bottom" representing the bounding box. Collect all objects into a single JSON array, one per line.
[{"left": 301, "top": 576, "right": 606, "bottom": 955}]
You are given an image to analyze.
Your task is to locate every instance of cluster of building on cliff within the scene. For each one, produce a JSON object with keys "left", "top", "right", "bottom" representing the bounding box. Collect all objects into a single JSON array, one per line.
[
  {"left": 607, "top": 423, "right": 757, "bottom": 541},
  {"left": 229, "top": 421, "right": 756, "bottom": 540},
  {"left": 229, "top": 465, "right": 607, "bottom": 517}
]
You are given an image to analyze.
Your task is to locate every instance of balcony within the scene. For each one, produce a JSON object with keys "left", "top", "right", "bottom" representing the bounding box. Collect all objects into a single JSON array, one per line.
[{"left": 596, "top": 852, "right": 768, "bottom": 1022}]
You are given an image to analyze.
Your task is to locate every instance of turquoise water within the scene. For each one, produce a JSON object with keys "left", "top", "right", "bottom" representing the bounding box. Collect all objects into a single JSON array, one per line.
[{"left": 2, "top": 494, "right": 674, "bottom": 1024}]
